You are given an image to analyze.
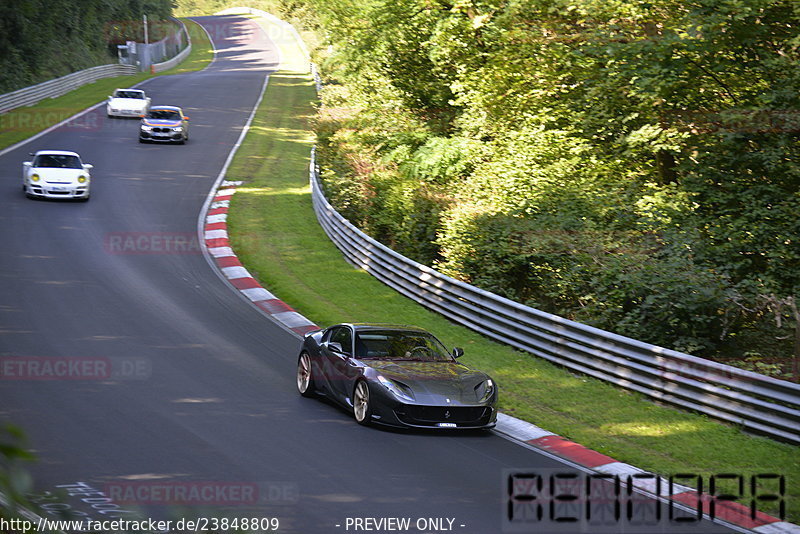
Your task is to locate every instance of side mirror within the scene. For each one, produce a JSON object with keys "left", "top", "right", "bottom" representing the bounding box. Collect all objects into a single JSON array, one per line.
[
  {"left": 183, "top": 116, "right": 190, "bottom": 121},
  {"left": 326, "top": 341, "right": 344, "bottom": 353},
  {"left": 83, "top": 164, "right": 93, "bottom": 170},
  {"left": 23, "top": 161, "right": 32, "bottom": 167},
  {"left": 452, "top": 347, "right": 464, "bottom": 359},
  {"left": 328, "top": 342, "right": 353, "bottom": 357}
]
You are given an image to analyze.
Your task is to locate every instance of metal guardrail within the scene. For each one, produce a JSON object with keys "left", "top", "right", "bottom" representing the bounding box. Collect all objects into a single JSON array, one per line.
[
  {"left": 151, "top": 21, "right": 192, "bottom": 73},
  {"left": 0, "top": 18, "right": 191, "bottom": 113},
  {"left": 309, "top": 148, "right": 800, "bottom": 445},
  {"left": 0, "top": 64, "right": 136, "bottom": 115}
]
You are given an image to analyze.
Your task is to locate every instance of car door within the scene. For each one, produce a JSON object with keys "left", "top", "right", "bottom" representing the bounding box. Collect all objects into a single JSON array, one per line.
[{"left": 320, "top": 326, "right": 353, "bottom": 401}]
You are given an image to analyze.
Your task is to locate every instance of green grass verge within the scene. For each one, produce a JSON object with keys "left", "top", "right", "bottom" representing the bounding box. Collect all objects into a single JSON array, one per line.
[
  {"left": 0, "top": 18, "right": 212, "bottom": 150},
  {"left": 224, "top": 18, "right": 799, "bottom": 523}
]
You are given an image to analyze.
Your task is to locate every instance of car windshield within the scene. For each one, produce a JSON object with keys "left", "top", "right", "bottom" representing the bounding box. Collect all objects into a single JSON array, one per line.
[
  {"left": 355, "top": 330, "right": 452, "bottom": 362},
  {"left": 147, "top": 109, "right": 181, "bottom": 120},
  {"left": 115, "top": 90, "right": 144, "bottom": 99},
  {"left": 33, "top": 154, "right": 82, "bottom": 169}
]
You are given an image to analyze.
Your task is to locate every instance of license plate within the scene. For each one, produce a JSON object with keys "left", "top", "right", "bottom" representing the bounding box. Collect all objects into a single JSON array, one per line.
[{"left": 437, "top": 423, "right": 457, "bottom": 428}]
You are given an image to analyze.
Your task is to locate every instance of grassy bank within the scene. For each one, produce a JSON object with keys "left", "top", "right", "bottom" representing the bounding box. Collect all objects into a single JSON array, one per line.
[
  {"left": 223, "top": 16, "right": 799, "bottom": 522},
  {"left": 0, "top": 18, "right": 212, "bottom": 151}
]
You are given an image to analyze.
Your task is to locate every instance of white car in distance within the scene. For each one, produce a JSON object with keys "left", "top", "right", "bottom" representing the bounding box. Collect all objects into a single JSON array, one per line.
[
  {"left": 107, "top": 88, "right": 150, "bottom": 118},
  {"left": 23, "top": 151, "right": 93, "bottom": 201}
]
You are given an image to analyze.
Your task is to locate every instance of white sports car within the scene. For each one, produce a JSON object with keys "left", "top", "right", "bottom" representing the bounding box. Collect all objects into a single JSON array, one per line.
[
  {"left": 23, "top": 151, "right": 93, "bottom": 201},
  {"left": 106, "top": 88, "right": 150, "bottom": 118}
]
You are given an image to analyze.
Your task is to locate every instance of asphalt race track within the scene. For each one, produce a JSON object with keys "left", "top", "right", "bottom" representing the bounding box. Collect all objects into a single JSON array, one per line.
[{"left": 0, "top": 15, "right": 744, "bottom": 534}]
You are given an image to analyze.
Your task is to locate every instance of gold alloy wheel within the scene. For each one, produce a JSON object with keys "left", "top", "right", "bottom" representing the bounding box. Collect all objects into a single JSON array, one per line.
[{"left": 353, "top": 381, "right": 371, "bottom": 425}]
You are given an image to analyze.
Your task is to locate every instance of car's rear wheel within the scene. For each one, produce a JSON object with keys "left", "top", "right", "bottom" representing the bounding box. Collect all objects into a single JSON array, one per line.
[
  {"left": 296, "top": 352, "right": 315, "bottom": 397},
  {"left": 353, "top": 380, "right": 373, "bottom": 425}
]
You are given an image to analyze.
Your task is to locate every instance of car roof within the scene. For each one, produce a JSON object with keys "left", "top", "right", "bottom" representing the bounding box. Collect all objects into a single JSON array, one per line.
[
  {"left": 343, "top": 323, "right": 430, "bottom": 333},
  {"left": 33, "top": 150, "right": 80, "bottom": 157},
  {"left": 149, "top": 105, "right": 182, "bottom": 112},
  {"left": 114, "top": 88, "right": 144, "bottom": 94}
]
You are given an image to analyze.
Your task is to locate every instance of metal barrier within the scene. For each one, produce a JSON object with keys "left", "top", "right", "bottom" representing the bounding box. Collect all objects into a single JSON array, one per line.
[
  {"left": 151, "top": 21, "right": 192, "bottom": 73},
  {"left": 0, "top": 19, "right": 191, "bottom": 113},
  {"left": 309, "top": 147, "right": 800, "bottom": 445},
  {"left": 0, "top": 64, "right": 136, "bottom": 115}
]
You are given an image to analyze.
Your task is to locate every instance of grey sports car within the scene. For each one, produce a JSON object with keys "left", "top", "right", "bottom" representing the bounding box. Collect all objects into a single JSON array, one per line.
[{"left": 296, "top": 323, "right": 497, "bottom": 429}]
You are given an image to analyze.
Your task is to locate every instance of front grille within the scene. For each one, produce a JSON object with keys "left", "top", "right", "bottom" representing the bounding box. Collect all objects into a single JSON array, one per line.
[
  {"left": 396, "top": 405, "right": 491, "bottom": 426},
  {"left": 153, "top": 127, "right": 171, "bottom": 133}
]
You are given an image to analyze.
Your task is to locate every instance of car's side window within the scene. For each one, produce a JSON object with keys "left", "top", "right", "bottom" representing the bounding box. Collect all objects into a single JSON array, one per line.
[{"left": 329, "top": 327, "right": 352, "bottom": 355}]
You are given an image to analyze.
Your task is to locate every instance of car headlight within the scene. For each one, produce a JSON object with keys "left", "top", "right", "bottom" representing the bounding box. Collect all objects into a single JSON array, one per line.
[
  {"left": 171, "top": 126, "right": 183, "bottom": 132},
  {"left": 141, "top": 125, "right": 152, "bottom": 131},
  {"left": 77, "top": 175, "right": 87, "bottom": 183},
  {"left": 376, "top": 374, "right": 415, "bottom": 402},
  {"left": 474, "top": 379, "right": 495, "bottom": 403},
  {"left": 31, "top": 174, "right": 40, "bottom": 182}
]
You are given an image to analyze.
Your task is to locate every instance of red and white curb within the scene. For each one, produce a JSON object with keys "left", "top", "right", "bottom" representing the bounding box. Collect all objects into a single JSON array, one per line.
[
  {"left": 495, "top": 414, "right": 798, "bottom": 533},
  {"left": 203, "top": 181, "right": 319, "bottom": 336}
]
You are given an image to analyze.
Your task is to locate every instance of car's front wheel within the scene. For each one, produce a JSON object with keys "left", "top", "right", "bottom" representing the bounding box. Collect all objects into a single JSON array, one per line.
[
  {"left": 353, "top": 380, "right": 373, "bottom": 425},
  {"left": 296, "top": 352, "right": 315, "bottom": 397}
]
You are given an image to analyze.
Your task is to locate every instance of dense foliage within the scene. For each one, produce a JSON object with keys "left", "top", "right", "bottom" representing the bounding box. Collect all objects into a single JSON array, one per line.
[
  {"left": 0, "top": 0, "right": 173, "bottom": 93},
  {"left": 170, "top": 0, "right": 799, "bottom": 374},
  {"left": 300, "top": 0, "right": 800, "bottom": 374}
]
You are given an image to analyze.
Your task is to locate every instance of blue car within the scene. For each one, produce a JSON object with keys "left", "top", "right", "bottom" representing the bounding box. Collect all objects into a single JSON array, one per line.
[{"left": 139, "top": 105, "right": 189, "bottom": 144}]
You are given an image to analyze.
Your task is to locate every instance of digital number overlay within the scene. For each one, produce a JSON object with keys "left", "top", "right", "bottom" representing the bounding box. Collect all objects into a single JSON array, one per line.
[{"left": 504, "top": 469, "right": 788, "bottom": 533}]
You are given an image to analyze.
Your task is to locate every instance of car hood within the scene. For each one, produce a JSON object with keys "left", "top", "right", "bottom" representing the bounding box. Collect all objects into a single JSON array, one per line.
[
  {"left": 368, "top": 360, "right": 491, "bottom": 404},
  {"left": 32, "top": 168, "right": 87, "bottom": 183},
  {"left": 142, "top": 119, "right": 182, "bottom": 127},
  {"left": 109, "top": 98, "right": 147, "bottom": 109}
]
